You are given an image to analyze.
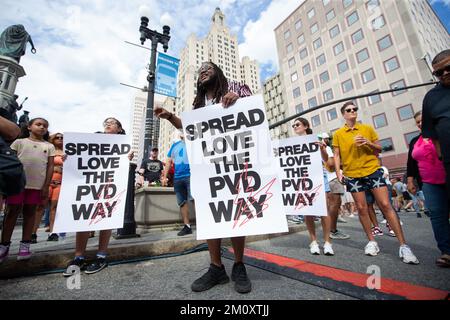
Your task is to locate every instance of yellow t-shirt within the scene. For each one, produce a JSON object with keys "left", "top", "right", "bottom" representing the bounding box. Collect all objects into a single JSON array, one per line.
[{"left": 332, "top": 123, "right": 380, "bottom": 178}]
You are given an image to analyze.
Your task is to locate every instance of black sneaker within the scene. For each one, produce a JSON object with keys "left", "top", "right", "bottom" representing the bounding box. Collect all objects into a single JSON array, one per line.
[
  {"left": 84, "top": 257, "right": 108, "bottom": 274},
  {"left": 31, "top": 233, "right": 37, "bottom": 244},
  {"left": 47, "top": 233, "right": 59, "bottom": 241},
  {"left": 231, "top": 262, "right": 252, "bottom": 294},
  {"left": 63, "top": 258, "right": 87, "bottom": 277},
  {"left": 191, "top": 264, "right": 230, "bottom": 292},
  {"left": 177, "top": 225, "right": 192, "bottom": 236}
]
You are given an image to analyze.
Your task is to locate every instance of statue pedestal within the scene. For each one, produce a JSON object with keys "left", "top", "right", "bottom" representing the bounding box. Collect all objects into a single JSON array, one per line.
[{"left": 0, "top": 55, "right": 25, "bottom": 111}]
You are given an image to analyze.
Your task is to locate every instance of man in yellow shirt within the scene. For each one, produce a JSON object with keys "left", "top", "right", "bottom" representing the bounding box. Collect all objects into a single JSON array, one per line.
[{"left": 333, "top": 101, "right": 419, "bottom": 264}]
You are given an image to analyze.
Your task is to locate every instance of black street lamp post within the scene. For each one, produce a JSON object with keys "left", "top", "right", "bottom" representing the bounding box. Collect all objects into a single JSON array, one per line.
[{"left": 139, "top": 16, "right": 171, "bottom": 160}]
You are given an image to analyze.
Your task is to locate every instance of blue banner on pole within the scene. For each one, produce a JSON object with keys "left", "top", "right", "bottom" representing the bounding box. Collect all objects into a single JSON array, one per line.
[{"left": 155, "top": 52, "right": 179, "bottom": 98}]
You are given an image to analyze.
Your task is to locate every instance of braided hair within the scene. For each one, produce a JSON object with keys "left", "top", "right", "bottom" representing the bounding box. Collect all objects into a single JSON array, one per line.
[{"left": 193, "top": 62, "right": 228, "bottom": 109}]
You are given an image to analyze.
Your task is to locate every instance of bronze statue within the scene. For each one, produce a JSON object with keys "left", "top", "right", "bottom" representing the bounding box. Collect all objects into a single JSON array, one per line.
[{"left": 0, "top": 24, "right": 36, "bottom": 62}]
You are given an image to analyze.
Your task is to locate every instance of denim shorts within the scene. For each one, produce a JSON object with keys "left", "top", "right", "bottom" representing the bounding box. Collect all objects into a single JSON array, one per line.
[
  {"left": 345, "top": 168, "right": 387, "bottom": 193},
  {"left": 173, "top": 176, "right": 193, "bottom": 207}
]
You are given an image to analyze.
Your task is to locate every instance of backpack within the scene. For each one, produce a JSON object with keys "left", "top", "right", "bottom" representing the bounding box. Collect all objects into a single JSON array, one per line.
[{"left": 0, "top": 139, "right": 26, "bottom": 196}]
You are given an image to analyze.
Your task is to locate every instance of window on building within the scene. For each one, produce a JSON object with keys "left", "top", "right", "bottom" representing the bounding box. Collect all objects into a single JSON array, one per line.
[
  {"left": 308, "top": 97, "right": 318, "bottom": 108},
  {"left": 284, "top": 30, "right": 291, "bottom": 39},
  {"left": 405, "top": 131, "right": 420, "bottom": 146},
  {"left": 343, "top": 0, "right": 353, "bottom": 8},
  {"left": 323, "top": 0, "right": 331, "bottom": 6},
  {"left": 295, "top": 19, "right": 302, "bottom": 30},
  {"left": 337, "top": 60, "right": 349, "bottom": 73},
  {"left": 327, "top": 107, "right": 338, "bottom": 120},
  {"left": 312, "top": 115, "right": 321, "bottom": 127},
  {"left": 333, "top": 42, "right": 344, "bottom": 55},
  {"left": 367, "top": 91, "right": 382, "bottom": 105},
  {"left": 329, "top": 25, "right": 340, "bottom": 38},
  {"left": 379, "top": 138, "right": 394, "bottom": 152},
  {"left": 303, "top": 63, "right": 311, "bottom": 75},
  {"left": 326, "top": 9, "right": 336, "bottom": 22},
  {"left": 313, "top": 37, "right": 322, "bottom": 50},
  {"left": 377, "top": 35, "right": 393, "bottom": 51},
  {"left": 361, "top": 68, "right": 375, "bottom": 83},
  {"left": 356, "top": 48, "right": 370, "bottom": 63},
  {"left": 316, "top": 53, "right": 326, "bottom": 66},
  {"left": 295, "top": 103, "right": 304, "bottom": 114},
  {"left": 289, "top": 57, "right": 296, "bottom": 67},
  {"left": 342, "top": 79, "right": 353, "bottom": 93},
  {"left": 320, "top": 71, "right": 330, "bottom": 84},
  {"left": 373, "top": 113, "right": 387, "bottom": 128},
  {"left": 323, "top": 89, "right": 334, "bottom": 102},
  {"left": 300, "top": 47, "right": 308, "bottom": 59},
  {"left": 372, "top": 15, "right": 386, "bottom": 30},
  {"left": 311, "top": 23, "right": 319, "bottom": 34},
  {"left": 293, "top": 87, "right": 301, "bottom": 98},
  {"left": 291, "top": 72, "right": 298, "bottom": 82},
  {"left": 347, "top": 11, "right": 359, "bottom": 26},
  {"left": 366, "top": 0, "right": 380, "bottom": 12},
  {"left": 384, "top": 56, "right": 400, "bottom": 73},
  {"left": 397, "top": 104, "right": 414, "bottom": 121},
  {"left": 308, "top": 8, "right": 315, "bottom": 19},
  {"left": 286, "top": 43, "right": 293, "bottom": 53},
  {"left": 305, "top": 79, "right": 314, "bottom": 91},
  {"left": 297, "top": 34, "right": 305, "bottom": 45},
  {"left": 351, "top": 29, "right": 364, "bottom": 44}
]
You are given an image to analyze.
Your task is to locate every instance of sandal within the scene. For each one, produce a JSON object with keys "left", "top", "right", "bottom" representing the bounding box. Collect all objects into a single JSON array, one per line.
[{"left": 435, "top": 255, "right": 450, "bottom": 268}]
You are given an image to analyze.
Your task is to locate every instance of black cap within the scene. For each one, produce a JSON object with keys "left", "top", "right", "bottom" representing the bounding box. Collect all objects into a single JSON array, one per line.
[{"left": 151, "top": 147, "right": 159, "bottom": 152}]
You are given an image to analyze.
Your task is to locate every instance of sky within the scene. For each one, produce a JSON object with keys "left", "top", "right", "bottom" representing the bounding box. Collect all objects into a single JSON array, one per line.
[{"left": 0, "top": 0, "right": 449, "bottom": 135}]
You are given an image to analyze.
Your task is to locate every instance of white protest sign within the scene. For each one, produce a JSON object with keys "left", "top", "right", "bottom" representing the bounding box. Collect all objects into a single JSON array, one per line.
[
  {"left": 274, "top": 135, "right": 327, "bottom": 216},
  {"left": 53, "top": 132, "right": 131, "bottom": 233},
  {"left": 181, "top": 95, "right": 288, "bottom": 240}
]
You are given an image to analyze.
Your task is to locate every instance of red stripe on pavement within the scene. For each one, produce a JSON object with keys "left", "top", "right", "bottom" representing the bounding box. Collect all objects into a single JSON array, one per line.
[{"left": 236, "top": 248, "right": 449, "bottom": 300}]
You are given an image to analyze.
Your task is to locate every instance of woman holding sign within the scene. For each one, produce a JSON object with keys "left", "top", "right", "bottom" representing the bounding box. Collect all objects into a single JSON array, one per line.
[
  {"left": 155, "top": 62, "right": 253, "bottom": 294},
  {"left": 63, "top": 118, "right": 133, "bottom": 276},
  {"left": 292, "top": 118, "right": 335, "bottom": 256}
]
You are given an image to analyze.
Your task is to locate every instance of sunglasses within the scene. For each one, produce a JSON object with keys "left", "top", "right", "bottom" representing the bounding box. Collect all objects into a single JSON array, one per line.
[
  {"left": 345, "top": 107, "right": 358, "bottom": 113},
  {"left": 55, "top": 136, "right": 63, "bottom": 139},
  {"left": 432, "top": 64, "right": 450, "bottom": 77},
  {"left": 292, "top": 123, "right": 302, "bottom": 128}
]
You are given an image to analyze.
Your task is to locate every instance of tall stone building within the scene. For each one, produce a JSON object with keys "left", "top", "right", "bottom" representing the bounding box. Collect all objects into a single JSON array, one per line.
[
  {"left": 263, "top": 73, "right": 289, "bottom": 140},
  {"left": 275, "top": 0, "right": 450, "bottom": 174},
  {"left": 158, "top": 7, "right": 262, "bottom": 156}
]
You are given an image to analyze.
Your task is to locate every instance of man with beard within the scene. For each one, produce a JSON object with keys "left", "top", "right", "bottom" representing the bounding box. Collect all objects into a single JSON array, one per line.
[
  {"left": 422, "top": 49, "right": 450, "bottom": 200},
  {"left": 154, "top": 61, "right": 253, "bottom": 294}
]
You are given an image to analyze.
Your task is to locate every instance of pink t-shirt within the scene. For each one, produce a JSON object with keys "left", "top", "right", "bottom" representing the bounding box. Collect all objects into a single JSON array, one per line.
[
  {"left": 10, "top": 138, "right": 56, "bottom": 190},
  {"left": 411, "top": 136, "right": 446, "bottom": 185}
]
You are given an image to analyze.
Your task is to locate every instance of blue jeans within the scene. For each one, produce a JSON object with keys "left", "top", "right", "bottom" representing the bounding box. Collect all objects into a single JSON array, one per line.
[
  {"left": 173, "top": 176, "right": 193, "bottom": 207},
  {"left": 422, "top": 183, "right": 450, "bottom": 255}
]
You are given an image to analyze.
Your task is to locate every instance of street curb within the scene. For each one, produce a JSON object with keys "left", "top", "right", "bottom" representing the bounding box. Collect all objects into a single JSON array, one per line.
[{"left": 0, "top": 224, "right": 307, "bottom": 279}]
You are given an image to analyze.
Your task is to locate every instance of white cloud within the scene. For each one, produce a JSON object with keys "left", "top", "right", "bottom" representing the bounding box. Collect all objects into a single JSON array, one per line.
[{"left": 239, "top": 0, "right": 303, "bottom": 71}]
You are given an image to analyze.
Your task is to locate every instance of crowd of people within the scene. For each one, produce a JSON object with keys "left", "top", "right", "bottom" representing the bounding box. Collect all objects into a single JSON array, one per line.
[{"left": 0, "top": 49, "right": 449, "bottom": 294}]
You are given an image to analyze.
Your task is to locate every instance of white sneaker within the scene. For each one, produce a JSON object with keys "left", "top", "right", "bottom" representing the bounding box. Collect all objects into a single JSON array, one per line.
[
  {"left": 364, "top": 241, "right": 380, "bottom": 256},
  {"left": 309, "top": 241, "right": 320, "bottom": 255},
  {"left": 323, "top": 242, "right": 334, "bottom": 256},
  {"left": 399, "top": 245, "right": 419, "bottom": 264},
  {"left": 337, "top": 217, "right": 347, "bottom": 223},
  {"left": 380, "top": 219, "right": 387, "bottom": 224}
]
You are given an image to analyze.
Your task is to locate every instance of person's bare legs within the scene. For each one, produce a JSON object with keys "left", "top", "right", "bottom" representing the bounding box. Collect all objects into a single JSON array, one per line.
[
  {"left": 231, "top": 236, "right": 245, "bottom": 263},
  {"left": 305, "top": 216, "right": 317, "bottom": 242},
  {"left": 180, "top": 202, "right": 190, "bottom": 225},
  {"left": 49, "top": 200, "right": 58, "bottom": 232},
  {"left": 321, "top": 215, "right": 331, "bottom": 243},
  {"left": 75, "top": 231, "right": 90, "bottom": 257},
  {"left": 372, "top": 187, "right": 406, "bottom": 245},
  {"left": 32, "top": 204, "right": 45, "bottom": 234},
  {"left": 328, "top": 193, "right": 341, "bottom": 232},
  {"left": 351, "top": 192, "right": 375, "bottom": 241},
  {"left": 98, "top": 230, "right": 112, "bottom": 253},
  {"left": 368, "top": 203, "right": 379, "bottom": 228},
  {"left": 22, "top": 204, "right": 37, "bottom": 242},
  {"left": 207, "top": 239, "right": 223, "bottom": 267},
  {"left": 1, "top": 205, "right": 21, "bottom": 243}
]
